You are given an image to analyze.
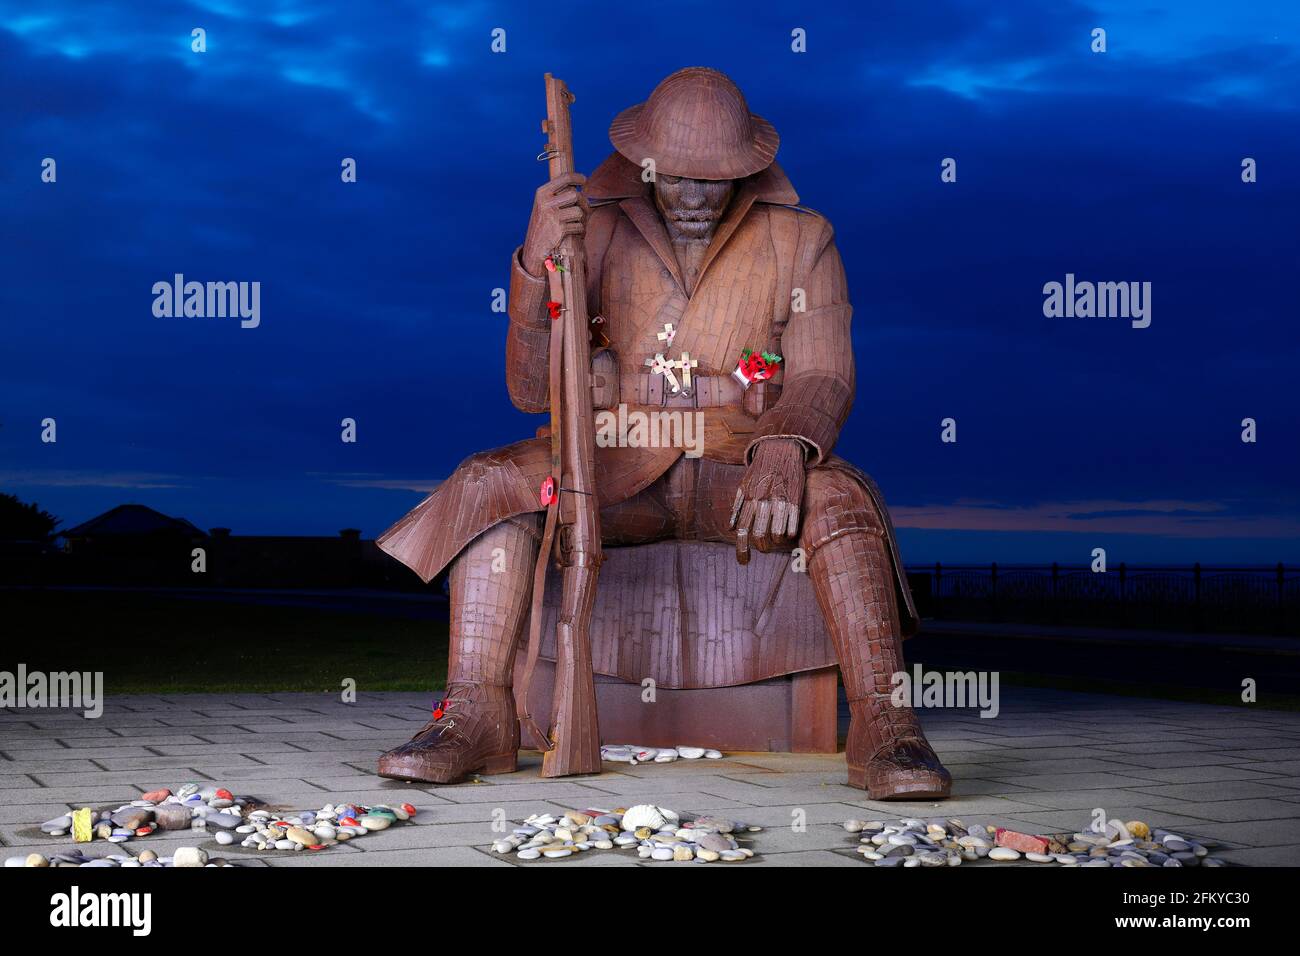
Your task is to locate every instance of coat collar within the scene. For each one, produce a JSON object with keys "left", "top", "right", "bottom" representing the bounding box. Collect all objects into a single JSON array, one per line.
[{"left": 586, "top": 152, "right": 797, "bottom": 295}]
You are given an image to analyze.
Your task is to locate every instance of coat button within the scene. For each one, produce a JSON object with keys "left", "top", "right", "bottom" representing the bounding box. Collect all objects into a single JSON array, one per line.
[{"left": 661, "top": 268, "right": 672, "bottom": 279}]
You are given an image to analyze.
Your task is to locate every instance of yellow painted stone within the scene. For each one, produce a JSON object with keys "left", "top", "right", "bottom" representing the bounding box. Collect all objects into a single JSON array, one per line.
[
  {"left": 1126, "top": 821, "right": 1151, "bottom": 840},
  {"left": 72, "top": 807, "right": 94, "bottom": 843}
]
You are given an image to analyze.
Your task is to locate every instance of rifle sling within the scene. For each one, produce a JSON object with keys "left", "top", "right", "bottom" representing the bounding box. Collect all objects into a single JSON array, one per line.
[{"left": 517, "top": 260, "right": 568, "bottom": 753}]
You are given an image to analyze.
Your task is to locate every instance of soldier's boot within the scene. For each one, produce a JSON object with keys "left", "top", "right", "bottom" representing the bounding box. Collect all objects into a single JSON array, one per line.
[
  {"left": 808, "top": 530, "right": 952, "bottom": 800},
  {"left": 378, "top": 517, "right": 539, "bottom": 784}
]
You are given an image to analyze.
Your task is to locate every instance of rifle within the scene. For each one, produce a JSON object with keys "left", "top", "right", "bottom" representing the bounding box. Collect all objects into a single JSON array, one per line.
[{"left": 515, "top": 73, "right": 603, "bottom": 778}]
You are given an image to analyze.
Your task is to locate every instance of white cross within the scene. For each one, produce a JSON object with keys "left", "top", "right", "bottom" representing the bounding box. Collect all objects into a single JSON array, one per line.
[
  {"left": 657, "top": 323, "right": 676, "bottom": 347},
  {"left": 673, "top": 352, "right": 698, "bottom": 392},
  {"left": 645, "top": 353, "right": 680, "bottom": 393}
]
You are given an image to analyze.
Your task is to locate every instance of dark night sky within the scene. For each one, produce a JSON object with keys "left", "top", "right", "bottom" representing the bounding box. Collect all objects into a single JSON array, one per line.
[{"left": 1, "top": 0, "right": 1297, "bottom": 564}]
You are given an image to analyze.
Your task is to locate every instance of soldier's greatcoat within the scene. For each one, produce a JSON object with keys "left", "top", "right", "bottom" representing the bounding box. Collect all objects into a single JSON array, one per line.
[{"left": 378, "top": 152, "right": 917, "bottom": 658}]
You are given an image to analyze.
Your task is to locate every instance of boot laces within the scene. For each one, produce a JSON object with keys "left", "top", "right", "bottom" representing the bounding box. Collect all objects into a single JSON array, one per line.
[{"left": 407, "top": 683, "right": 476, "bottom": 742}]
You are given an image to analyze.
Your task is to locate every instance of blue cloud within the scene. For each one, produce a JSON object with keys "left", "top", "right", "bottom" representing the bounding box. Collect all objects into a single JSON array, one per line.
[{"left": 0, "top": 0, "right": 1296, "bottom": 560}]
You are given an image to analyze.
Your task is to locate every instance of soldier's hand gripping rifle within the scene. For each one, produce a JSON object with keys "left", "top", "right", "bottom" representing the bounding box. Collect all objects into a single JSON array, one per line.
[{"left": 515, "top": 73, "right": 603, "bottom": 778}]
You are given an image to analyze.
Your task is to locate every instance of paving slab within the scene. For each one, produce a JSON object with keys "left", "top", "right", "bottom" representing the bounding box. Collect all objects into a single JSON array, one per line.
[{"left": 3, "top": 686, "right": 1297, "bottom": 866}]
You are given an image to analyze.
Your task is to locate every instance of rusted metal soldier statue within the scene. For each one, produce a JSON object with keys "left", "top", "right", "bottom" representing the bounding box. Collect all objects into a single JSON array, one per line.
[{"left": 377, "top": 68, "right": 952, "bottom": 800}]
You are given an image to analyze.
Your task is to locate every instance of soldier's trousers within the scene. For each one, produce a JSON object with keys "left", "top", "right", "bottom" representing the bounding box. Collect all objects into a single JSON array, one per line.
[{"left": 443, "top": 455, "right": 908, "bottom": 707}]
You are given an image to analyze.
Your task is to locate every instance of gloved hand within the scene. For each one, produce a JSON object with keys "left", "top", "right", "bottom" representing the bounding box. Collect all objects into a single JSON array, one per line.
[
  {"left": 729, "top": 437, "right": 807, "bottom": 565},
  {"left": 521, "top": 172, "right": 588, "bottom": 276}
]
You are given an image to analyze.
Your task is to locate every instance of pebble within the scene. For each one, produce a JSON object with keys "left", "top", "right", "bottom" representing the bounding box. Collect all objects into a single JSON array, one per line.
[
  {"left": 284, "top": 827, "right": 315, "bottom": 846},
  {"left": 697, "top": 832, "right": 733, "bottom": 853},
  {"left": 41, "top": 814, "right": 73, "bottom": 834},
  {"left": 173, "top": 847, "right": 207, "bottom": 867},
  {"left": 989, "top": 847, "right": 1021, "bottom": 861},
  {"left": 215, "top": 831, "right": 234, "bottom": 846},
  {"left": 154, "top": 805, "right": 192, "bottom": 831}
]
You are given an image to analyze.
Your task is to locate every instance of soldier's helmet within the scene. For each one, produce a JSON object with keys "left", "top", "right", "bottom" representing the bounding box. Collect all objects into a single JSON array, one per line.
[{"left": 609, "top": 67, "right": 779, "bottom": 181}]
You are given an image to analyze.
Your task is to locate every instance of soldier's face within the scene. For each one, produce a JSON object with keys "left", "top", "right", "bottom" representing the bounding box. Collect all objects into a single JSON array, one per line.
[{"left": 654, "top": 173, "right": 734, "bottom": 240}]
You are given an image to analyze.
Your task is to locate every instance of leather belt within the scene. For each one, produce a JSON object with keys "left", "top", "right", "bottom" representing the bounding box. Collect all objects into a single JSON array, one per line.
[
  {"left": 629, "top": 371, "right": 782, "bottom": 416},
  {"left": 633, "top": 371, "right": 741, "bottom": 408}
]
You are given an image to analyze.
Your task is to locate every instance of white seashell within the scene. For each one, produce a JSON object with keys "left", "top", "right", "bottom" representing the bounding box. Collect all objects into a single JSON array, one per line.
[{"left": 620, "top": 805, "right": 668, "bottom": 830}]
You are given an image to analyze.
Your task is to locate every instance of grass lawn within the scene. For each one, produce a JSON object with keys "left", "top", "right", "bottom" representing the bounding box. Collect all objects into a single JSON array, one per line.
[{"left": 4, "top": 590, "right": 448, "bottom": 694}]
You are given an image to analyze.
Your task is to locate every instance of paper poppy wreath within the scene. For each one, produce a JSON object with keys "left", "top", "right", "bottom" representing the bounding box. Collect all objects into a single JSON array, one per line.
[{"left": 732, "top": 349, "right": 782, "bottom": 388}]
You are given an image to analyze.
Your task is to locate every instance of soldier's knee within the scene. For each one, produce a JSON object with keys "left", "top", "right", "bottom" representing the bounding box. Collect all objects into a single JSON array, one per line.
[
  {"left": 458, "top": 449, "right": 508, "bottom": 486},
  {"left": 800, "top": 469, "right": 886, "bottom": 553}
]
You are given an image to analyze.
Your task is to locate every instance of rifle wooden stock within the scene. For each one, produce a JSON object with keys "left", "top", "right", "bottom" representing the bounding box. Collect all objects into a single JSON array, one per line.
[{"left": 537, "top": 73, "right": 602, "bottom": 777}]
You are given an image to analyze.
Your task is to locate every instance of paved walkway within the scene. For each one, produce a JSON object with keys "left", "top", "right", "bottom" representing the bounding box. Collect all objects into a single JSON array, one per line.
[{"left": 3, "top": 688, "right": 1298, "bottom": 866}]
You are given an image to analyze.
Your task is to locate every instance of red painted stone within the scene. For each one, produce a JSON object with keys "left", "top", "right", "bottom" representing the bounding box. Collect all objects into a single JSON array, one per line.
[
  {"left": 308, "top": 844, "right": 327, "bottom": 851},
  {"left": 141, "top": 788, "right": 171, "bottom": 802},
  {"left": 339, "top": 817, "right": 359, "bottom": 827},
  {"left": 400, "top": 804, "right": 416, "bottom": 816},
  {"left": 995, "top": 828, "right": 1049, "bottom": 855},
  {"left": 215, "top": 788, "right": 234, "bottom": 801}
]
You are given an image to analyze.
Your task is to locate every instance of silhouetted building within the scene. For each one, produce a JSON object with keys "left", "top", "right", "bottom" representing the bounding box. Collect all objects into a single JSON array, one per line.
[
  {"left": 56, "top": 504, "right": 206, "bottom": 584},
  {"left": 62, "top": 504, "right": 206, "bottom": 549},
  {"left": 41, "top": 505, "right": 427, "bottom": 590}
]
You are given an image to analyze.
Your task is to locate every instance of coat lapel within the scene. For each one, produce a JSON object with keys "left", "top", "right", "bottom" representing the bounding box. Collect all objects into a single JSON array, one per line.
[
  {"left": 692, "top": 180, "right": 758, "bottom": 292},
  {"left": 619, "top": 181, "right": 759, "bottom": 302},
  {"left": 588, "top": 151, "right": 799, "bottom": 306},
  {"left": 620, "top": 197, "right": 685, "bottom": 294}
]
